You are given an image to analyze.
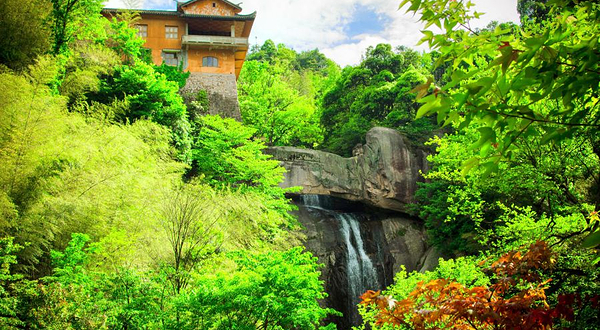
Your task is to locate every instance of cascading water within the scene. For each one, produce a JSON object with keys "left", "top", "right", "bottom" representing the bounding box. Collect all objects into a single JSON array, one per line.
[
  {"left": 294, "top": 194, "right": 431, "bottom": 328},
  {"left": 298, "top": 194, "right": 381, "bottom": 327},
  {"left": 336, "top": 213, "right": 380, "bottom": 320},
  {"left": 301, "top": 194, "right": 323, "bottom": 208}
]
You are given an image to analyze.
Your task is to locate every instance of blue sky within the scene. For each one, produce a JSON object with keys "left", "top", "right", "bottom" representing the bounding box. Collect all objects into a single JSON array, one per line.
[
  {"left": 347, "top": 5, "right": 387, "bottom": 37},
  {"left": 104, "top": 0, "right": 520, "bottom": 66}
]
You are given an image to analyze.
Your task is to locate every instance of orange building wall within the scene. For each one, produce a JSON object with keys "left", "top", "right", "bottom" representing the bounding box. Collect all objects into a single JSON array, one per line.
[
  {"left": 187, "top": 48, "right": 236, "bottom": 74},
  {"left": 182, "top": 0, "right": 239, "bottom": 16},
  {"left": 133, "top": 15, "right": 185, "bottom": 65},
  {"left": 102, "top": 8, "right": 250, "bottom": 77}
]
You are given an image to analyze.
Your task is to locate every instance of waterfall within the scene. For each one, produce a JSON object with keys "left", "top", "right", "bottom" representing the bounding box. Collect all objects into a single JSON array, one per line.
[
  {"left": 301, "top": 194, "right": 322, "bottom": 208},
  {"left": 297, "top": 194, "right": 382, "bottom": 327},
  {"left": 336, "top": 213, "right": 379, "bottom": 311}
]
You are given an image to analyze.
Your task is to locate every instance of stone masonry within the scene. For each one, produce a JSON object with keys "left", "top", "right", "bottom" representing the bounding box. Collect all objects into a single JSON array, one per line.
[{"left": 180, "top": 72, "right": 241, "bottom": 120}]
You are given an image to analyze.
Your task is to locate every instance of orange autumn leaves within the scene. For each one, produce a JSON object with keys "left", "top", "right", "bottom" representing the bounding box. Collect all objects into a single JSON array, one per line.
[{"left": 360, "top": 241, "right": 575, "bottom": 329}]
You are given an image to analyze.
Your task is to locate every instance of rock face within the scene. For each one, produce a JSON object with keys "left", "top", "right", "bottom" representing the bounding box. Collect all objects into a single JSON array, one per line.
[
  {"left": 180, "top": 73, "right": 241, "bottom": 120},
  {"left": 267, "top": 127, "right": 429, "bottom": 213},
  {"left": 271, "top": 128, "right": 437, "bottom": 327},
  {"left": 293, "top": 195, "right": 433, "bottom": 329}
]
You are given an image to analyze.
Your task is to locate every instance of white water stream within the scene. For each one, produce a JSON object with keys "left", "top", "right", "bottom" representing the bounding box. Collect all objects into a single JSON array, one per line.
[
  {"left": 300, "top": 195, "right": 380, "bottom": 313},
  {"left": 336, "top": 213, "right": 379, "bottom": 306}
]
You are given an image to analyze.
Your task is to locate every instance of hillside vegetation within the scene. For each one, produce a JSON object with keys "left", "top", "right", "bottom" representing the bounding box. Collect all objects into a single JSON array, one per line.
[
  {"left": 0, "top": 0, "right": 598, "bottom": 329},
  {"left": 0, "top": 0, "right": 334, "bottom": 328}
]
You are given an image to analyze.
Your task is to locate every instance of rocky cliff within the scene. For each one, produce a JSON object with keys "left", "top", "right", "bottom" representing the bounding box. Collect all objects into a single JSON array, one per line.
[
  {"left": 293, "top": 195, "right": 442, "bottom": 328},
  {"left": 269, "top": 128, "right": 438, "bottom": 327},
  {"left": 267, "top": 127, "right": 429, "bottom": 213}
]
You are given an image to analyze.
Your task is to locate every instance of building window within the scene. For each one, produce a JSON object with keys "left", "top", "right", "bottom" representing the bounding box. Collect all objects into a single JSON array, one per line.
[
  {"left": 135, "top": 24, "right": 147, "bottom": 38},
  {"left": 213, "top": 2, "right": 216, "bottom": 7},
  {"left": 162, "top": 51, "right": 179, "bottom": 66},
  {"left": 203, "top": 56, "right": 218, "bottom": 67},
  {"left": 165, "top": 26, "right": 178, "bottom": 39}
]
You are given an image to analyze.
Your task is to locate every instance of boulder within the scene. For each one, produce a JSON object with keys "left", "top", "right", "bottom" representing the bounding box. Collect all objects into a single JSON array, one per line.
[{"left": 267, "top": 127, "right": 429, "bottom": 213}]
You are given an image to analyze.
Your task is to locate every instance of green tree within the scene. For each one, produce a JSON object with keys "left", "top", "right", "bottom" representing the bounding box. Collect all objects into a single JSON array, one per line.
[
  {"left": 248, "top": 39, "right": 281, "bottom": 64},
  {"left": 191, "top": 115, "right": 285, "bottom": 192},
  {"left": 0, "top": 237, "right": 35, "bottom": 328},
  {"left": 189, "top": 115, "right": 299, "bottom": 230},
  {"left": 92, "top": 61, "right": 192, "bottom": 161},
  {"left": 239, "top": 61, "right": 323, "bottom": 147},
  {"left": 240, "top": 42, "right": 338, "bottom": 148},
  {"left": 59, "top": 43, "right": 120, "bottom": 105},
  {"left": 104, "top": 12, "right": 146, "bottom": 63},
  {"left": 403, "top": 0, "right": 600, "bottom": 248},
  {"left": 50, "top": 0, "right": 103, "bottom": 54},
  {"left": 0, "top": 58, "right": 186, "bottom": 273},
  {"left": 320, "top": 44, "right": 432, "bottom": 156},
  {"left": 178, "top": 247, "right": 337, "bottom": 330},
  {"left": 159, "top": 183, "right": 222, "bottom": 294},
  {"left": 295, "top": 49, "right": 330, "bottom": 73},
  {"left": 413, "top": 127, "right": 599, "bottom": 255},
  {"left": 0, "top": 0, "right": 52, "bottom": 71},
  {"left": 154, "top": 63, "right": 191, "bottom": 89},
  {"left": 517, "top": 0, "right": 550, "bottom": 23}
]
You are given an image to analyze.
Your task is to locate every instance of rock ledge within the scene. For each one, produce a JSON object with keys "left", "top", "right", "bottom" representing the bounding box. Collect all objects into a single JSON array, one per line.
[{"left": 267, "top": 127, "right": 429, "bottom": 213}]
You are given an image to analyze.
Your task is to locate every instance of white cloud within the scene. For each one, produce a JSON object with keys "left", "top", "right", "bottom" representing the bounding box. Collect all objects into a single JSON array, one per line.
[
  {"left": 319, "top": 0, "right": 521, "bottom": 66},
  {"left": 103, "top": 0, "right": 520, "bottom": 66}
]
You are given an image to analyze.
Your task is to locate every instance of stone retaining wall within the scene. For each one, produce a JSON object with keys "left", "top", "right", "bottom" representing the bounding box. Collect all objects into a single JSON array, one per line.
[{"left": 181, "top": 73, "right": 241, "bottom": 120}]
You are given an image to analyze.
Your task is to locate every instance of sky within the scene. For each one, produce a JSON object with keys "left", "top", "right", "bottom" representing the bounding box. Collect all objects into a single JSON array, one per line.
[{"left": 103, "top": 0, "right": 521, "bottom": 67}]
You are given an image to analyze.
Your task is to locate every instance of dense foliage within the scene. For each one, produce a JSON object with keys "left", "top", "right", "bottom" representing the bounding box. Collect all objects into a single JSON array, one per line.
[
  {"left": 238, "top": 40, "right": 340, "bottom": 148},
  {"left": 239, "top": 41, "right": 444, "bottom": 156},
  {"left": 360, "top": 0, "right": 600, "bottom": 329},
  {"left": 320, "top": 44, "right": 439, "bottom": 156},
  {"left": 2, "top": 0, "right": 599, "bottom": 329},
  {"left": 178, "top": 247, "right": 337, "bottom": 329},
  {"left": 0, "top": 2, "right": 334, "bottom": 328},
  {"left": 0, "top": 0, "right": 52, "bottom": 70}
]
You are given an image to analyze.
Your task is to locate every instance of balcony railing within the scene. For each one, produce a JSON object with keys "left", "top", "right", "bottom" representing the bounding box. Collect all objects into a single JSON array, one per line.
[{"left": 182, "top": 35, "right": 249, "bottom": 47}]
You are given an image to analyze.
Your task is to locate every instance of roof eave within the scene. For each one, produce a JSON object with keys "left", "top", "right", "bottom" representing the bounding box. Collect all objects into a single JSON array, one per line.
[
  {"left": 102, "top": 8, "right": 179, "bottom": 16},
  {"left": 178, "top": 0, "right": 242, "bottom": 11},
  {"left": 182, "top": 11, "right": 256, "bottom": 21},
  {"left": 101, "top": 8, "right": 255, "bottom": 21}
]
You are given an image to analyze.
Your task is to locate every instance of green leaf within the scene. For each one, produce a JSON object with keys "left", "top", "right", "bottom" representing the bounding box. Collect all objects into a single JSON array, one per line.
[
  {"left": 452, "top": 92, "right": 469, "bottom": 108},
  {"left": 399, "top": 0, "right": 411, "bottom": 9},
  {"left": 461, "top": 157, "right": 480, "bottom": 176},
  {"left": 582, "top": 230, "right": 600, "bottom": 249},
  {"left": 511, "top": 78, "right": 537, "bottom": 91},
  {"left": 540, "top": 128, "right": 565, "bottom": 145},
  {"left": 416, "top": 97, "right": 441, "bottom": 119},
  {"left": 480, "top": 160, "right": 499, "bottom": 178},
  {"left": 524, "top": 37, "right": 544, "bottom": 48},
  {"left": 407, "top": 0, "right": 422, "bottom": 12},
  {"left": 466, "top": 76, "right": 495, "bottom": 96},
  {"left": 471, "top": 127, "right": 496, "bottom": 150}
]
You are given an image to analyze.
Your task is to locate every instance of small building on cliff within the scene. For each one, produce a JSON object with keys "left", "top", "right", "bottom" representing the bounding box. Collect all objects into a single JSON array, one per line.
[{"left": 102, "top": 0, "right": 256, "bottom": 119}]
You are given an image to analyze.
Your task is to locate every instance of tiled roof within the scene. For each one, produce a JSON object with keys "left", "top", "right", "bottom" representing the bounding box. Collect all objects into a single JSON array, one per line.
[
  {"left": 101, "top": 8, "right": 256, "bottom": 21},
  {"left": 183, "top": 11, "right": 256, "bottom": 20},
  {"left": 102, "top": 8, "right": 178, "bottom": 16}
]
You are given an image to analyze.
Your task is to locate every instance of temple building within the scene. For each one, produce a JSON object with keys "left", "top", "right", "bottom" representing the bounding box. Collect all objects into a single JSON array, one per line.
[{"left": 102, "top": 0, "right": 257, "bottom": 118}]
